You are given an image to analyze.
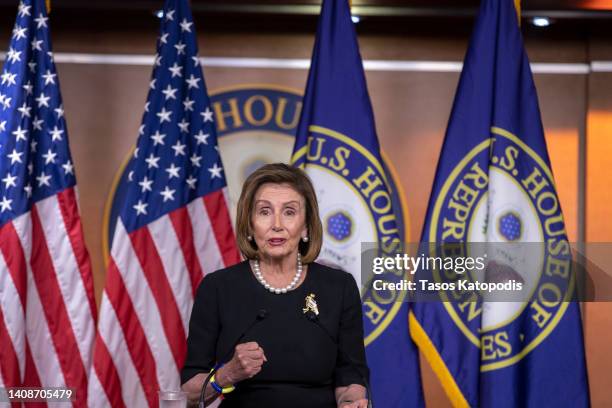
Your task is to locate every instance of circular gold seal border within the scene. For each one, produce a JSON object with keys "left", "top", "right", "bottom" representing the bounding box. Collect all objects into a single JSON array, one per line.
[
  {"left": 291, "top": 124, "right": 411, "bottom": 346},
  {"left": 428, "top": 127, "right": 573, "bottom": 371}
]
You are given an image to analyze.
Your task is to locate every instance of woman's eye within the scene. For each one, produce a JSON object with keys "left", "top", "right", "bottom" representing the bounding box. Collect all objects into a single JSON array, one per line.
[
  {"left": 285, "top": 209, "right": 296, "bottom": 216},
  {"left": 259, "top": 209, "right": 270, "bottom": 216}
]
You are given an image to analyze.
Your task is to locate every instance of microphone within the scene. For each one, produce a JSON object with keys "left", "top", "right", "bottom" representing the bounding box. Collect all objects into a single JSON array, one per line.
[
  {"left": 305, "top": 311, "right": 373, "bottom": 408},
  {"left": 198, "top": 309, "right": 269, "bottom": 408},
  {"left": 256, "top": 309, "right": 268, "bottom": 320}
]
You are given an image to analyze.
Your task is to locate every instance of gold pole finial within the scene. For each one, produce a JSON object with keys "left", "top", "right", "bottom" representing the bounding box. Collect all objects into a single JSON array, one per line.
[
  {"left": 514, "top": 0, "right": 521, "bottom": 25},
  {"left": 45, "top": 0, "right": 51, "bottom": 14}
]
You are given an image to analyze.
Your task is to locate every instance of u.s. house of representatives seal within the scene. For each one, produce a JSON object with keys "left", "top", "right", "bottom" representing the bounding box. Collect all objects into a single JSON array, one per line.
[
  {"left": 104, "top": 85, "right": 410, "bottom": 348},
  {"left": 429, "top": 126, "right": 574, "bottom": 371},
  {"left": 291, "top": 124, "right": 411, "bottom": 346}
]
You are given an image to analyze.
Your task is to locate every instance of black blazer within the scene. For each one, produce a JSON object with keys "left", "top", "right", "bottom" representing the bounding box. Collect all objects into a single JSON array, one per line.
[{"left": 181, "top": 260, "right": 369, "bottom": 408}]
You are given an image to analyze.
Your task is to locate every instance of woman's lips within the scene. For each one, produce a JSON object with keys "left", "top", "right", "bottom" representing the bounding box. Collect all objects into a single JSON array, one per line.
[{"left": 267, "top": 238, "right": 286, "bottom": 246}]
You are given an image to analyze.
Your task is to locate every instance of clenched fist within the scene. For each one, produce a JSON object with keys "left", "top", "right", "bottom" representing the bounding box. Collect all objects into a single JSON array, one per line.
[{"left": 216, "top": 342, "right": 268, "bottom": 386}]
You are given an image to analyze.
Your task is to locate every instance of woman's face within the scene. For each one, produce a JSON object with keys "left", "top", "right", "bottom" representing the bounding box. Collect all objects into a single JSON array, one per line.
[{"left": 251, "top": 182, "right": 307, "bottom": 262}]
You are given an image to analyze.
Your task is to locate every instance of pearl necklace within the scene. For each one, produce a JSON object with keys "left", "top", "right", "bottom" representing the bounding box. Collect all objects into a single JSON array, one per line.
[{"left": 252, "top": 254, "right": 302, "bottom": 294}]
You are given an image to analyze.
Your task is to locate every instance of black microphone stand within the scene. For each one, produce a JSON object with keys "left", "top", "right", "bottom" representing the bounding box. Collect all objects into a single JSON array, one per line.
[{"left": 198, "top": 309, "right": 269, "bottom": 408}]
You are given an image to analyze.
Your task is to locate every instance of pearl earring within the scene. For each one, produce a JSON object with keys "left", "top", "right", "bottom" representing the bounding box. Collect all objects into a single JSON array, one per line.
[
  {"left": 247, "top": 235, "right": 253, "bottom": 241},
  {"left": 302, "top": 236, "right": 309, "bottom": 243}
]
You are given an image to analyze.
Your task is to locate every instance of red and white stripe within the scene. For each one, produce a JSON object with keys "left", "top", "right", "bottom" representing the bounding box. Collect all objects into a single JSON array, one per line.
[
  {"left": 89, "top": 189, "right": 240, "bottom": 407},
  {"left": 0, "top": 188, "right": 97, "bottom": 407}
]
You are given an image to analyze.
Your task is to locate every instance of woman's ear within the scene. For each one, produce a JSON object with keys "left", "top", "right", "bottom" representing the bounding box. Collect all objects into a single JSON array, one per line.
[
  {"left": 247, "top": 227, "right": 257, "bottom": 249},
  {"left": 301, "top": 229, "right": 309, "bottom": 243}
]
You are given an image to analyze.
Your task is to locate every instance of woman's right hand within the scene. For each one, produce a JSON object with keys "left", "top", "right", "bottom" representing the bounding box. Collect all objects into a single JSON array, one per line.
[{"left": 216, "top": 342, "right": 267, "bottom": 386}]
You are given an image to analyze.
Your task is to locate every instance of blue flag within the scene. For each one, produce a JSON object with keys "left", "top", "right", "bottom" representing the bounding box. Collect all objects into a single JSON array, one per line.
[
  {"left": 291, "top": 0, "right": 424, "bottom": 406},
  {"left": 409, "top": 0, "right": 589, "bottom": 406}
]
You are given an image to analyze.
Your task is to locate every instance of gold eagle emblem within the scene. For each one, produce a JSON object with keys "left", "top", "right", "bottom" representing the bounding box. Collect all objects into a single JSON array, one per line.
[{"left": 302, "top": 293, "right": 319, "bottom": 316}]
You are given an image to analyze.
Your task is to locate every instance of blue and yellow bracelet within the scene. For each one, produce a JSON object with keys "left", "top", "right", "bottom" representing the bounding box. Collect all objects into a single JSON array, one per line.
[{"left": 209, "top": 365, "right": 235, "bottom": 395}]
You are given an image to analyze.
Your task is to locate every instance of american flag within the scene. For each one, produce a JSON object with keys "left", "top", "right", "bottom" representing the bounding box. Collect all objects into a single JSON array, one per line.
[
  {"left": 0, "top": 0, "right": 97, "bottom": 406},
  {"left": 88, "top": 0, "right": 240, "bottom": 406}
]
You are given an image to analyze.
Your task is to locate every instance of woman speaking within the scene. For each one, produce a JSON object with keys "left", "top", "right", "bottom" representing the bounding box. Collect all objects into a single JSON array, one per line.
[{"left": 181, "top": 163, "right": 369, "bottom": 407}]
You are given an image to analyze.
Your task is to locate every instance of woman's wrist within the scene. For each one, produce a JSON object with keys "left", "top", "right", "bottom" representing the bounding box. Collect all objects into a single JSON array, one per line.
[{"left": 214, "top": 365, "right": 235, "bottom": 388}]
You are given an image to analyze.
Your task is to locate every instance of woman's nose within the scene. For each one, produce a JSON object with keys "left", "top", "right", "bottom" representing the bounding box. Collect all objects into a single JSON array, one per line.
[{"left": 272, "top": 214, "right": 283, "bottom": 230}]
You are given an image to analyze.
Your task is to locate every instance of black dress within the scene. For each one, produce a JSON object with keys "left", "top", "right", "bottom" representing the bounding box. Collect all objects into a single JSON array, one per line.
[{"left": 181, "top": 260, "right": 369, "bottom": 408}]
